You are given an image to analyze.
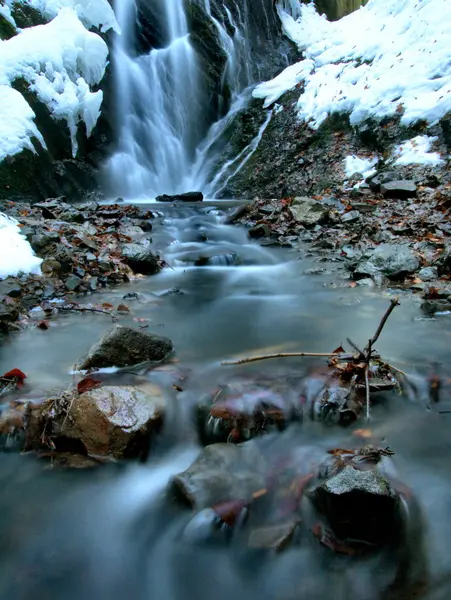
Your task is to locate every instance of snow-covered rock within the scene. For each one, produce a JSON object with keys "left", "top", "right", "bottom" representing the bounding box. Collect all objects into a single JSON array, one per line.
[{"left": 256, "top": 0, "right": 451, "bottom": 129}]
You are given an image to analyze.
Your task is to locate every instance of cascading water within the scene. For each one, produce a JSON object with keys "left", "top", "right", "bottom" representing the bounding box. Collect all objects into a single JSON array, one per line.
[
  {"left": 105, "top": 0, "right": 282, "bottom": 201},
  {"left": 105, "top": 0, "right": 203, "bottom": 199}
]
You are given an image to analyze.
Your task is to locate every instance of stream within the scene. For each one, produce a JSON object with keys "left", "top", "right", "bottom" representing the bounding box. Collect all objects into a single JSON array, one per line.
[{"left": 1, "top": 202, "right": 451, "bottom": 599}]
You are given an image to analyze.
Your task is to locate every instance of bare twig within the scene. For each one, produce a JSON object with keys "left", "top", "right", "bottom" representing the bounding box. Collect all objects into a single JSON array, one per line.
[
  {"left": 59, "top": 305, "right": 117, "bottom": 320},
  {"left": 365, "top": 339, "right": 372, "bottom": 421},
  {"left": 346, "top": 337, "right": 365, "bottom": 359},
  {"left": 222, "top": 352, "right": 354, "bottom": 366},
  {"left": 365, "top": 297, "right": 400, "bottom": 353}
]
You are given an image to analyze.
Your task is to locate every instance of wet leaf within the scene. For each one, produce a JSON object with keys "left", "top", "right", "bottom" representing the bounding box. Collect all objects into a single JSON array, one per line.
[
  {"left": 116, "top": 303, "right": 130, "bottom": 313},
  {"left": 353, "top": 428, "right": 373, "bottom": 439},
  {"left": 332, "top": 345, "right": 346, "bottom": 354},
  {"left": 327, "top": 448, "right": 355, "bottom": 456},
  {"left": 77, "top": 376, "right": 102, "bottom": 395},
  {"left": 312, "top": 523, "right": 357, "bottom": 555},
  {"left": 212, "top": 499, "right": 248, "bottom": 527},
  {"left": 37, "top": 320, "right": 49, "bottom": 330},
  {"left": 101, "top": 302, "right": 114, "bottom": 310},
  {"left": 2, "top": 369, "right": 26, "bottom": 385}
]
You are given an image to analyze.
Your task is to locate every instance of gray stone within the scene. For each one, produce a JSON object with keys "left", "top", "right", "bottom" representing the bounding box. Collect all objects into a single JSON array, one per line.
[
  {"left": 321, "top": 465, "right": 395, "bottom": 497},
  {"left": 78, "top": 325, "right": 173, "bottom": 370},
  {"left": 156, "top": 191, "right": 204, "bottom": 203},
  {"left": 341, "top": 210, "right": 361, "bottom": 223},
  {"left": 65, "top": 275, "right": 82, "bottom": 291},
  {"left": 418, "top": 267, "right": 438, "bottom": 281},
  {"left": 357, "top": 278, "right": 375, "bottom": 287},
  {"left": 367, "top": 171, "right": 398, "bottom": 192},
  {"left": 381, "top": 180, "right": 417, "bottom": 199},
  {"left": 356, "top": 244, "right": 419, "bottom": 279},
  {"left": 121, "top": 243, "right": 160, "bottom": 275},
  {"left": 0, "top": 304, "right": 18, "bottom": 323},
  {"left": 172, "top": 442, "right": 266, "bottom": 510},
  {"left": 289, "top": 197, "right": 329, "bottom": 227},
  {"left": 0, "top": 279, "right": 21, "bottom": 298}
]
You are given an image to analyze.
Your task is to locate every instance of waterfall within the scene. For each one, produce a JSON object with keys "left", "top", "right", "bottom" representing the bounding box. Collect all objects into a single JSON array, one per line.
[{"left": 105, "top": 0, "right": 280, "bottom": 201}]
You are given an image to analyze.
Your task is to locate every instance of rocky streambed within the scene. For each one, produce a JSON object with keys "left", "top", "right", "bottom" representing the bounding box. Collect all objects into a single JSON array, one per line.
[{"left": 0, "top": 200, "right": 450, "bottom": 599}]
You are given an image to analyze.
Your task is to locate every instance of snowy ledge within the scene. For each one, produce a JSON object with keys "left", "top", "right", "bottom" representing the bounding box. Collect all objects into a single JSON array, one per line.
[
  {"left": 0, "top": 0, "right": 119, "bottom": 163},
  {"left": 255, "top": 0, "right": 451, "bottom": 130}
]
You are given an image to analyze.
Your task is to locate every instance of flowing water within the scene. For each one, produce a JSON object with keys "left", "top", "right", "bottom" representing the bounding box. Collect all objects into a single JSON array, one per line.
[
  {"left": 1, "top": 204, "right": 451, "bottom": 599},
  {"left": 105, "top": 0, "right": 281, "bottom": 200}
]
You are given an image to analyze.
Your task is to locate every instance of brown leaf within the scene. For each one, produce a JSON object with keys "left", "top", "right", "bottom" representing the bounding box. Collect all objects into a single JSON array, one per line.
[
  {"left": 101, "top": 302, "right": 114, "bottom": 310},
  {"left": 2, "top": 369, "right": 27, "bottom": 385},
  {"left": 332, "top": 345, "right": 346, "bottom": 354},
  {"left": 37, "top": 320, "right": 49, "bottom": 330},
  {"left": 77, "top": 376, "right": 102, "bottom": 395},
  {"left": 116, "top": 303, "right": 130, "bottom": 313}
]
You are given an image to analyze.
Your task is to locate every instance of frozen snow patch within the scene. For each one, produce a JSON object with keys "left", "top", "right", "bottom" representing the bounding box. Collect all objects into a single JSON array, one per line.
[
  {"left": 392, "top": 135, "right": 445, "bottom": 166},
  {"left": 9, "top": 0, "right": 120, "bottom": 33},
  {"left": 0, "top": 213, "right": 42, "bottom": 279},
  {"left": 260, "top": 0, "right": 451, "bottom": 129},
  {"left": 344, "top": 155, "right": 378, "bottom": 179}
]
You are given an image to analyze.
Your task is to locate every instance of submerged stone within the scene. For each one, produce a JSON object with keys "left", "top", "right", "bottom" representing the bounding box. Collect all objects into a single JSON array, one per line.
[{"left": 78, "top": 325, "right": 173, "bottom": 370}]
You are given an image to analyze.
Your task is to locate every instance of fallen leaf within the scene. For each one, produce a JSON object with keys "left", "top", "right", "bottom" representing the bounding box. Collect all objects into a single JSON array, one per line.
[
  {"left": 101, "top": 302, "right": 114, "bottom": 310},
  {"left": 332, "top": 345, "right": 346, "bottom": 354},
  {"left": 2, "top": 369, "right": 26, "bottom": 385},
  {"left": 116, "top": 303, "right": 130, "bottom": 313},
  {"left": 37, "top": 320, "right": 49, "bottom": 330},
  {"left": 77, "top": 376, "right": 102, "bottom": 395},
  {"left": 353, "top": 429, "right": 373, "bottom": 439}
]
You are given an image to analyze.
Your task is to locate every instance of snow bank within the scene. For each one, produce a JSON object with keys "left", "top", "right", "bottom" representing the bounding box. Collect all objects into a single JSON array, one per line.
[
  {"left": 344, "top": 155, "right": 377, "bottom": 179},
  {"left": 0, "top": 214, "right": 42, "bottom": 279},
  {"left": 393, "top": 135, "right": 445, "bottom": 166},
  {"left": 5, "top": 0, "right": 120, "bottom": 33},
  {"left": 0, "top": 7, "right": 109, "bottom": 158},
  {"left": 255, "top": 0, "right": 451, "bottom": 129}
]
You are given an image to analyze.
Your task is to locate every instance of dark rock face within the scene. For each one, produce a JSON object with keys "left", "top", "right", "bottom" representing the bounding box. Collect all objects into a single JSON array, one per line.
[
  {"left": 171, "top": 442, "right": 266, "bottom": 510},
  {"left": 155, "top": 191, "right": 204, "bottom": 203},
  {"left": 121, "top": 243, "right": 160, "bottom": 275},
  {"left": 381, "top": 180, "right": 417, "bottom": 199},
  {"left": 78, "top": 325, "right": 173, "bottom": 370}
]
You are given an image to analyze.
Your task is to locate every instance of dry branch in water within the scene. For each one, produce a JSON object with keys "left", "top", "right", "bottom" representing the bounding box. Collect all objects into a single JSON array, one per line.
[{"left": 221, "top": 351, "right": 354, "bottom": 366}]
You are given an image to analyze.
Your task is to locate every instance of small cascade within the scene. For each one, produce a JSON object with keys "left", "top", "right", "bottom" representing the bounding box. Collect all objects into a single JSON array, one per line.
[{"left": 106, "top": 0, "right": 282, "bottom": 201}]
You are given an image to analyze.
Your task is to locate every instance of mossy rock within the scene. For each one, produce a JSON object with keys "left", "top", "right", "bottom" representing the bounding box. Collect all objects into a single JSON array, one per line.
[{"left": 0, "top": 13, "right": 16, "bottom": 39}]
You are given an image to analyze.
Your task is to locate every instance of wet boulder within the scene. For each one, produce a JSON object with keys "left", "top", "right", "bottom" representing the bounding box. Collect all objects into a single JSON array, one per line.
[
  {"left": 310, "top": 463, "right": 399, "bottom": 547},
  {"left": 121, "top": 243, "right": 160, "bottom": 275},
  {"left": 26, "top": 385, "right": 165, "bottom": 459},
  {"left": 380, "top": 180, "right": 417, "bottom": 199},
  {"left": 355, "top": 244, "right": 419, "bottom": 280},
  {"left": 289, "top": 197, "right": 329, "bottom": 227},
  {"left": 155, "top": 192, "right": 204, "bottom": 203},
  {"left": 171, "top": 442, "right": 266, "bottom": 510},
  {"left": 78, "top": 325, "right": 173, "bottom": 370}
]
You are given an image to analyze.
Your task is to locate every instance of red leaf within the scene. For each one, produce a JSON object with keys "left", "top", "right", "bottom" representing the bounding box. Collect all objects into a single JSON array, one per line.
[
  {"left": 212, "top": 499, "right": 248, "bottom": 527},
  {"left": 2, "top": 369, "right": 26, "bottom": 384},
  {"left": 77, "top": 376, "right": 102, "bottom": 395},
  {"left": 332, "top": 345, "right": 346, "bottom": 354},
  {"left": 37, "top": 320, "right": 49, "bottom": 330}
]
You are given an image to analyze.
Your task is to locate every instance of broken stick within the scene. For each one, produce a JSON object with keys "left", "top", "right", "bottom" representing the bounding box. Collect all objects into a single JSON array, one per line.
[{"left": 221, "top": 351, "right": 354, "bottom": 366}]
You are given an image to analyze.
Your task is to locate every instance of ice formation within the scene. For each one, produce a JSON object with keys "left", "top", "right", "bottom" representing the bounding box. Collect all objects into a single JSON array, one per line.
[{"left": 0, "top": 0, "right": 118, "bottom": 161}]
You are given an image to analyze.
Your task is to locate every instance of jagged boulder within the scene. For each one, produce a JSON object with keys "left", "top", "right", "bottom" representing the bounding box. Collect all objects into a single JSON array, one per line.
[
  {"left": 26, "top": 385, "right": 165, "bottom": 458},
  {"left": 289, "top": 196, "right": 329, "bottom": 227},
  {"left": 78, "top": 325, "right": 173, "bottom": 370},
  {"left": 355, "top": 244, "right": 419, "bottom": 279},
  {"left": 121, "top": 243, "right": 160, "bottom": 275}
]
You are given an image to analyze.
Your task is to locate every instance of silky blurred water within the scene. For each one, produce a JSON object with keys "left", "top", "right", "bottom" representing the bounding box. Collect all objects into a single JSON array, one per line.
[{"left": 0, "top": 203, "right": 450, "bottom": 599}]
